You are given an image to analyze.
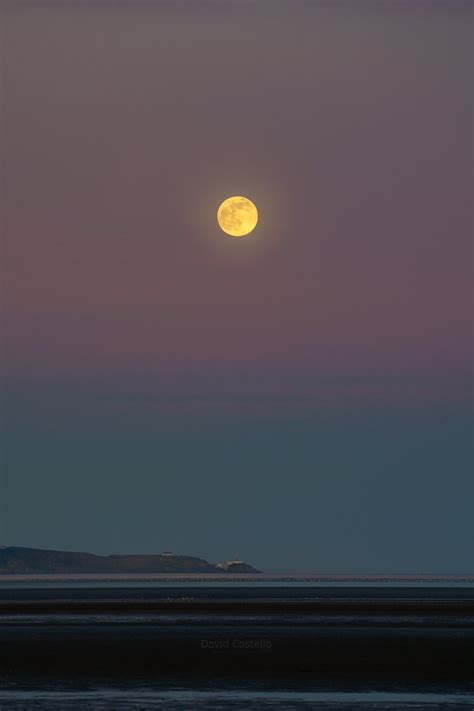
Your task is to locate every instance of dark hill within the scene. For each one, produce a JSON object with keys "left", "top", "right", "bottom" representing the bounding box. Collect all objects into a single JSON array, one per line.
[
  {"left": 0, "top": 547, "right": 260, "bottom": 574},
  {"left": 0, "top": 546, "right": 258, "bottom": 575}
]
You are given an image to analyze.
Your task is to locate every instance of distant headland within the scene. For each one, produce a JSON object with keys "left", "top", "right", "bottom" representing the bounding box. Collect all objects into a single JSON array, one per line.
[{"left": 0, "top": 547, "right": 261, "bottom": 575}]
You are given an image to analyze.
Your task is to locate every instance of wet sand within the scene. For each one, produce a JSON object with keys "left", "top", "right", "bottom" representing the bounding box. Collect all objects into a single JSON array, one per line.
[{"left": 1, "top": 586, "right": 473, "bottom": 682}]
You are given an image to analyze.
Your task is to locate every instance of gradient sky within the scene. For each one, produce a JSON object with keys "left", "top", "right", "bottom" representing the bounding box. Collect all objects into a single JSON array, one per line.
[{"left": 2, "top": 1, "right": 472, "bottom": 572}]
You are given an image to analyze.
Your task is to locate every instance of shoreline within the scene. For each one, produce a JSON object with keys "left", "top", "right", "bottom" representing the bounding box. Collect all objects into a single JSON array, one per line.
[{"left": 1, "top": 573, "right": 473, "bottom": 584}]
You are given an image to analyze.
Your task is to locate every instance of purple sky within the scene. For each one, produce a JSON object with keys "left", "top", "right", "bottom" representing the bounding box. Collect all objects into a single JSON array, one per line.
[{"left": 2, "top": 1, "right": 472, "bottom": 571}]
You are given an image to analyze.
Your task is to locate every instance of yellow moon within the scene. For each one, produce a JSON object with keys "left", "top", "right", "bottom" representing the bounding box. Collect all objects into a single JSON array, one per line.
[{"left": 217, "top": 196, "right": 258, "bottom": 237}]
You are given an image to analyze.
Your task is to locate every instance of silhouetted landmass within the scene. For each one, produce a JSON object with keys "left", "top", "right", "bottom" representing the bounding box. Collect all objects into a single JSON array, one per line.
[{"left": 0, "top": 547, "right": 261, "bottom": 574}]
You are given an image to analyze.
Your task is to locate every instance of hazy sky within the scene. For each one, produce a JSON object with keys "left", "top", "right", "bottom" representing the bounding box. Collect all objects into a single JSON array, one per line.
[{"left": 2, "top": 1, "right": 472, "bottom": 572}]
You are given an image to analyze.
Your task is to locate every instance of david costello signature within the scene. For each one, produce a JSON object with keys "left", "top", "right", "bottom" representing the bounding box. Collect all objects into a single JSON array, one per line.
[{"left": 201, "top": 638, "right": 272, "bottom": 651}]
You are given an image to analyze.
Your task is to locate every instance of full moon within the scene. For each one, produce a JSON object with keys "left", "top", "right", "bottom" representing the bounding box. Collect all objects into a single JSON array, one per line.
[{"left": 217, "top": 196, "right": 258, "bottom": 237}]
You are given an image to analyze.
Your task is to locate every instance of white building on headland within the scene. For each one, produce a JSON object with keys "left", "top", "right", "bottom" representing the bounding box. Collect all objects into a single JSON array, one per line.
[{"left": 217, "top": 554, "right": 244, "bottom": 570}]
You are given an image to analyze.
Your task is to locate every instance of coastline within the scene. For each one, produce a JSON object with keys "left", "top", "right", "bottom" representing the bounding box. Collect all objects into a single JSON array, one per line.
[{"left": 1, "top": 573, "right": 473, "bottom": 584}]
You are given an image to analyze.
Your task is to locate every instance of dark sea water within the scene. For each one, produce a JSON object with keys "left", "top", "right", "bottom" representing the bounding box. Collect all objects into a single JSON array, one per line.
[{"left": 0, "top": 581, "right": 473, "bottom": 709}]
